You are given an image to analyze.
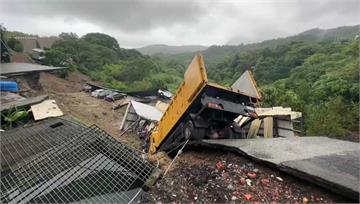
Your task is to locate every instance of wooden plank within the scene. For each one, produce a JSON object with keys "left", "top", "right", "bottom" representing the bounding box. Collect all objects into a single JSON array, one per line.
[
  {"left": 263, "top": 117, "right": 273, "bottom": 138},
  {"left": 247, "top": 119, "right": 261, "bottom": 138}
]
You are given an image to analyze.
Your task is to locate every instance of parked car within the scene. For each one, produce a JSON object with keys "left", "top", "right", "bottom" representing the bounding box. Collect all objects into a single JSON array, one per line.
[
  {"left": 105, "top": 92, "right": 127, "bottom": 102},
  {"left": 97, "top": 89, "right": 114, "bottom": 99},
  {"left": 83, "top": 84, "right": 93, "bottom": 92},
  {"left": 158, "top": 89, "right": 173, "bottom": 100},
  {"left": 91, "top": 89, "right": 104, "bottom": 97}
]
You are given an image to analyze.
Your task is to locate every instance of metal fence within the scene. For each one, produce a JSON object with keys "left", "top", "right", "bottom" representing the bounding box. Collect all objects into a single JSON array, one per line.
[{"left": 1, "top": 119, "right": 156, "bottom": 203}]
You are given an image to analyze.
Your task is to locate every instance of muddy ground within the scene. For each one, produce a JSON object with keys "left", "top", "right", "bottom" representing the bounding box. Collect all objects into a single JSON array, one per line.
[{"left": 21, "top": 71, "right": 354, "bottom": 203}]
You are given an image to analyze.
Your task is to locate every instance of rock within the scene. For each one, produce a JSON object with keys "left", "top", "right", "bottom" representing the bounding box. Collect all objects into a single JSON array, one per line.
[
  {"left": 246, "top": 179, "right": 252, "bottom": 186},
  {"left": 247, "top": 172, "right": 257, "bottom": 179},
  {"left": 227, "top": 184, "right": 234, "bottom": 190},
  {"left": 244, "top": 194, "right": 253, "bottom": 201},
  {"left": 276, "top": 177, "right": 283, "bottom": 182},
  {"left": 231, "top": 196, "right": 237, "bottom": 201}
]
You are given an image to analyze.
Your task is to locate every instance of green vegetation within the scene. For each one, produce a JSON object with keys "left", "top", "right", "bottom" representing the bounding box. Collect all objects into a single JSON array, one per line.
[
  {"left": 1, "top": 107, "right": 29, "bottom": 129},
  {"left": 44, "top": 32, "right": 182, "bottom": 92},
  {"left": 7, "top": 37, "right": 24, "bottom": 52}
]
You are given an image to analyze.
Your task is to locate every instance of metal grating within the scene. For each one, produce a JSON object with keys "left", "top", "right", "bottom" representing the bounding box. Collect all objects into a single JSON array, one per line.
[
  {"left": 1, "top": 124, "right": 156, "bottom": 203},
  {"left": 1, "top": 118, "right": 87, "bottom": 173}
]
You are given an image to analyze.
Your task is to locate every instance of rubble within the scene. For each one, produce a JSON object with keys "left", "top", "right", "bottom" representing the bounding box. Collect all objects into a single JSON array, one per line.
[{"left": 142, "top": 149, "right": 347, "bottom": 203}]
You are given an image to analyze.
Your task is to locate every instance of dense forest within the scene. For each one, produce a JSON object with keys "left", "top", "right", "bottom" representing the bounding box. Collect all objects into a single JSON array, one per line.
[
  {"left": 43, "top": 33, "right": 184, "bottom": 92},
  {"left": 3, "top": 25, "right": 359, "bottom": 137}
]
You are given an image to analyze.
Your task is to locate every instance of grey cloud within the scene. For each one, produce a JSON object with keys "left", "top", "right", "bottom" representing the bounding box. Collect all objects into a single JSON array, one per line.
[
  {"left": 294, "top": 0, "right": 360, "bottom": 21},
  {"left": 2, "top": 0, "right": 207, "bottom": 32},
  {"left": 1, "top": 0, "right": 359, "bottom": 47}
]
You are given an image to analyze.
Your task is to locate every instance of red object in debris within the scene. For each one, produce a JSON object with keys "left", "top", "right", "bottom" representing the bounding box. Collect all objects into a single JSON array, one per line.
[
  {"left": 244, "top": 194, "right": 253, "bottom": 201},
  {"left": 261, "top": 178, "right": 270, "bottom": 185},
  {"left": 240, "top": 177, "right": 246, "bottom": 185},
  {"left": 247, "top": 172, "right": 257, "bottom": 179},
  {"left": 215, "top": 161, "right": 225, "bottom": 171}
]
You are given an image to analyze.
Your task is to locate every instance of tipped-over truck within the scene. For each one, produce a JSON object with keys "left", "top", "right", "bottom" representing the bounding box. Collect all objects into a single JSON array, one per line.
[{"left": 148, "top": 55, "right": 261, "bottom": 154}]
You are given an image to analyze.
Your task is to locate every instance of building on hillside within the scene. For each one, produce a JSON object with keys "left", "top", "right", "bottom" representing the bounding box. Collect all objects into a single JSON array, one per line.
[
  {"left": 14, "top": 36, "right": 59, "bottom": 54},
  {"left": 14, "top": 36, "right": 39, "bottom": 53},
  {"left": 14, "top": 36, "right": 59, "bottom": 63}
]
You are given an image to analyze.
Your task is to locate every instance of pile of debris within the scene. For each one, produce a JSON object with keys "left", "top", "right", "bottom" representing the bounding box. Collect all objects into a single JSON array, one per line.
[{"left": 142, "top": 150, "right": 348, "bottom": 203}]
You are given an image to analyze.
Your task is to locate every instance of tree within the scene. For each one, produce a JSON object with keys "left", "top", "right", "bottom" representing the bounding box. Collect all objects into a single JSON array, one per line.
[
  {"left": 59, "top": 32, "right": 78, "bottom": 40},
  {"left": 82, "top": 33, "right": 120, "bottom": 51},
  {"left": 7, "top": 37, "right": 23, "bottom": 52}
]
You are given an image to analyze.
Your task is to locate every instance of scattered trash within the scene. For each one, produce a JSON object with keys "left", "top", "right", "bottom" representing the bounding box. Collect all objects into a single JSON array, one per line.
[
  {"left": 215, "top": 161, "right": 225, "bottom": 171},
  {"left": 240, "top": 177, "right": 246, "bottom": 185},
  {"left": 244, "top": 194, "right": 253, "bottom": 201},
  {"left": 261, "top": 178, "right": 270, "bottom": 186},
  {"left": 276, "top": 177, "right": 283, "bottom": 182},
  {"left": 246, "top": 179, "right": 252, "bottom": 186},
  {"left": 247, "top": 172, "right": 257, "bottom": 179}
]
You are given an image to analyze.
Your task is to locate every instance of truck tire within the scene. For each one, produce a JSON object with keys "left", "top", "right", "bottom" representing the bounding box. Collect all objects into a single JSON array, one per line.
[
  {"left": 184, "top": 120, "right": 206, "bottom": 140},
  {"left": 184, "top": 120, "right": 194, "bottom": 140}
]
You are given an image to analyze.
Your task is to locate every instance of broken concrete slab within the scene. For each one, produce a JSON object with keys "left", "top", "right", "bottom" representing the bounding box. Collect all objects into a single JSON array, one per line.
[
  {"left": 1, "top": 94, "right": 48, "bottom": 112},
  {"left": 0, "top": 63, "right": 66, "bottom": 76},
  {"left": 201, "top": 137, "right": 359, "bottom": 200}
]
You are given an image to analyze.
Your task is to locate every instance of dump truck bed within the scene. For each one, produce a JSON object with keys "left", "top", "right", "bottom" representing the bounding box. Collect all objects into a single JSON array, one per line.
[{"left": 149, "top": 55, "right": 259, "bottom": 154}]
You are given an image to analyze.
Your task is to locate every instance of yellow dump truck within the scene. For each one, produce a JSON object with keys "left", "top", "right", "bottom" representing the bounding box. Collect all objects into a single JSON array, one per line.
[{"left": 148, "top": 55, "right": 260, "bottom": 154}]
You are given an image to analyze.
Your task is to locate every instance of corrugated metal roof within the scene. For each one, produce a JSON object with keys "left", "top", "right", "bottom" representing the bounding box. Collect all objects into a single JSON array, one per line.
[
  {"left": 231, "top": 70, "right": 261, "bottom": 99},
  {"left": 131, "top": 100, "right": 163, "bottom": 121}
]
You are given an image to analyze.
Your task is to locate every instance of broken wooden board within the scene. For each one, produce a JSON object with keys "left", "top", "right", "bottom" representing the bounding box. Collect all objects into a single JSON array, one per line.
[
  {"left": 201, "top": 137, "right": 359, "bottom": 200},
  {"left": 155, "top": 100, "right": 169, "bottom": 113},
  {"left": 31, "top": 100, "right": 63, "bottom": 120}
]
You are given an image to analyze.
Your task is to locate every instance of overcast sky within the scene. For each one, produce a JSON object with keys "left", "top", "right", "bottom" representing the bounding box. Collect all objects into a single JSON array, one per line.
[{"left": 1, "top": 0, "right": 359, "bottom": 48}]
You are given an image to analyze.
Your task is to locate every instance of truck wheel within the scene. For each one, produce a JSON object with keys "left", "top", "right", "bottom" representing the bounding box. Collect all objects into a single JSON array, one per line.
[{"left": 184, "top": 120, "right": 194, "bottom": 139}]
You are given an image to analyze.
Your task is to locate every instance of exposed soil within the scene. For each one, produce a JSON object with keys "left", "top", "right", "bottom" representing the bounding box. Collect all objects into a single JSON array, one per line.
[
  {"left": 36, "top": 71, "right": 142, "bottom": 148},
  {"left": 142, "top": 148, "right": 351, "bottom": 203},
  {"left": 11, "top": 53, "right": 33, "bottom": 63}
]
